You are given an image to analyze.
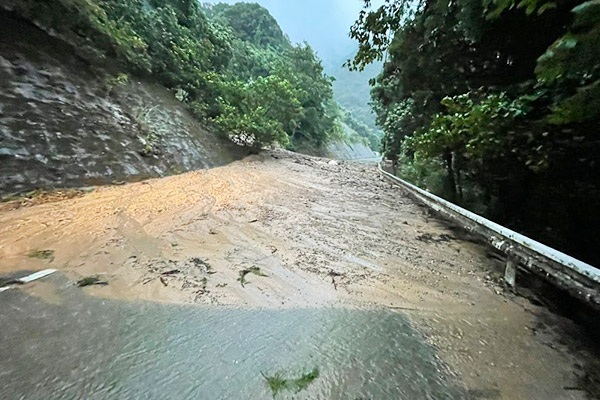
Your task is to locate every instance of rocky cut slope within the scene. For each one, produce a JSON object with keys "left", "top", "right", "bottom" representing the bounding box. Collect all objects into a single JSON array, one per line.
[{"left": 0, "top": 11, "right": 243, "bottom": 195}]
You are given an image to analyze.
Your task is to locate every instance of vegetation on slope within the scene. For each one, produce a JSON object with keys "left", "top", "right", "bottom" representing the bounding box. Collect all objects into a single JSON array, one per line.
[
  {"left": 349, "top": 0, "right": 600, "bottom": 264},
  {"left": 323, "top": 58, "right": 382, "bottom": 152},
  {"left": 5, "top": 0, "right": 361, "bottom": 152},
  {"left": 329, "top": 57, "right": 383, "bottom": 134}
]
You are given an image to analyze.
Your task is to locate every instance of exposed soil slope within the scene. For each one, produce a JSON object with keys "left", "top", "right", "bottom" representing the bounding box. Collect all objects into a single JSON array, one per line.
[{"left": 0, "top": 12, "right": 242, "bottom": 195}]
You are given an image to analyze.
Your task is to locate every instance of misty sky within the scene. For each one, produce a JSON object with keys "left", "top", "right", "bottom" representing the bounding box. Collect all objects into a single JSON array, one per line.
[{"left": 203, "top": 0, "right": 379, "bottom": 66}]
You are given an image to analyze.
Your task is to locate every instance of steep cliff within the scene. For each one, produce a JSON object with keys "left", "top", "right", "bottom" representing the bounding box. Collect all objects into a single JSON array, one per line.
[
  {"left": 326, "top": 140, "right": 379, "bottom": 161},
  {"left": 0, "top": 12, "right": 243, "bottom": 194}
]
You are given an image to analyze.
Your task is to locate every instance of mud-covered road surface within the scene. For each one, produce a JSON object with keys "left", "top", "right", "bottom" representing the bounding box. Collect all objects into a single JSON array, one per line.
[{"left": 1, "top": 150, "right": 599, "bottom": 399}]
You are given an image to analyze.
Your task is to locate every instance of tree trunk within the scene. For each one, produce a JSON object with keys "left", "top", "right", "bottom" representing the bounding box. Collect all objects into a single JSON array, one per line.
[
  {"left": 390, "top": 152, "right": 399, "bottom": 174},
  {"left": 456, "top": 168, "right": 463, "bottom": 203},
  {"left": 445, "top": 149, "right": 457, "bottom": 202}
]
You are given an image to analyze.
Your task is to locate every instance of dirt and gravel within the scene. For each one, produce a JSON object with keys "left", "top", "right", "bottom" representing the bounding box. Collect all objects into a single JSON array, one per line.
[{"left": 1, "top": 149, "right": 598, "bottom": 399}]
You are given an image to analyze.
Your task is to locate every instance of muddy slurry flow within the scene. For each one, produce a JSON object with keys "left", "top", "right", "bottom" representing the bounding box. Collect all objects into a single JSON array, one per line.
[{"left": 1, "top": 150, "right": 599, "bottom": 399}]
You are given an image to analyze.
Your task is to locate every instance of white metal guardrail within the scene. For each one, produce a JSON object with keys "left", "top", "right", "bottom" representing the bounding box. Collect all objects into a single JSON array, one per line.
[{"left": 378, "top": 163, "right": 600, "bottom": 307}]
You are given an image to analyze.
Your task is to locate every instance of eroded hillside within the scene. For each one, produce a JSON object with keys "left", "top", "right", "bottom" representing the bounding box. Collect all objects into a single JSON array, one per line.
[{"left": 0, "top": 12, "right": 243, "bottom": 194}]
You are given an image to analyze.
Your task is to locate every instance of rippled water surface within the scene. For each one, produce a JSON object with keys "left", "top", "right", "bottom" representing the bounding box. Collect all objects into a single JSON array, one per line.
[{"left": 0, "top": 278, "right": 464, "bottom": 399}]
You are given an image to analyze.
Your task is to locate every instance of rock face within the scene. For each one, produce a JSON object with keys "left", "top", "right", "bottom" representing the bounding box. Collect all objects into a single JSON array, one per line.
[
  {"left": 326, "top": 139, "right": 380, "bottom": 161},
  {"left": 0, "top": 12, "right": 243, "bottom": 195}
]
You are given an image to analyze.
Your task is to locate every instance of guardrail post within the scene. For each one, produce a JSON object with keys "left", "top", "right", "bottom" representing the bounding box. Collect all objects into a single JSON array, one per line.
[{"left": 504, "top": 259, "right": 517, "bottom": 288}]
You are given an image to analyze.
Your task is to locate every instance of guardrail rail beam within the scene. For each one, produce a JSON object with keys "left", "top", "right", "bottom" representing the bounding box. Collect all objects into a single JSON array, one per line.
[{"left": 378, "top": 163, "right": 600, "bottom": 310}]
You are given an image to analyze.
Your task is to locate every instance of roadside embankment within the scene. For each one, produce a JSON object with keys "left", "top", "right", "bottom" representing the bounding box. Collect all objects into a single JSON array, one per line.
[{"left": 0, "top": 11, "right": 243, "bottom": 195}]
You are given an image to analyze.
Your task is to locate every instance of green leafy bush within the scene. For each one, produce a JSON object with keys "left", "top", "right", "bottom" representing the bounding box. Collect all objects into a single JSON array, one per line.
[
  {"left": 7, "top": 0, "right": 341, "bottom": 151},
  {"left": 348, "top": 0, "right": 600, "bottom": 264}
]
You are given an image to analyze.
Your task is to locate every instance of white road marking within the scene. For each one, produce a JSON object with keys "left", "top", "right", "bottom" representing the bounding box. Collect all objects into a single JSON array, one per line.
[{"left": 18, "top": 269, "right": 57, "bottom": 283}]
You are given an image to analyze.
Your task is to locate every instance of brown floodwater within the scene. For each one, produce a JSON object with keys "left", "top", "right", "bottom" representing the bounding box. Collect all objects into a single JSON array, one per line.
[{"left": 0, "top": 274, "right": 465, "bottom": 400}]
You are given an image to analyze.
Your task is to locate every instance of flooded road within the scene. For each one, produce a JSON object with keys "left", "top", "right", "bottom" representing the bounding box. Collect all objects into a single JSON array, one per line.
[
  {"left": 1, "top": 274, "right": 464, "bottom": 399},
  {"left": 1, "top": 150, "right": 599, "bottom": 399}
]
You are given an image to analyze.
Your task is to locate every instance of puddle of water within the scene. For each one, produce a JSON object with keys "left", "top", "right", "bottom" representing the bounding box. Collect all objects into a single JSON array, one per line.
[{"left": 0, "top": 277, "right": 465, "bottom": 399}]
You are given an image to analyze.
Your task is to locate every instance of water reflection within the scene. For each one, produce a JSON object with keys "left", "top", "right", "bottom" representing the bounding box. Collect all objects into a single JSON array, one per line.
[{"left": 0, "top": 278, "right": 464, "bottom": 399}]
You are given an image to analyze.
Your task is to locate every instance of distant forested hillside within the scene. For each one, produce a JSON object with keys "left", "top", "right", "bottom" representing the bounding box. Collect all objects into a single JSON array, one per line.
[
  {"left": 5, "top": 0, "right": 372, "bottom": 153},
  {"left": 327, "top": 57, "right": 383, "bottom": 150}
]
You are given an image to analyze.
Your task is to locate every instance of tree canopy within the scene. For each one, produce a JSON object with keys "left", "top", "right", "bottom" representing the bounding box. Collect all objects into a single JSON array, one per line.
[
  {"left": 349, "top": 0, "right": 600, "bottom": 264},
  {"left": 10, "top": 0, "right": 368, "bottom": 152}
]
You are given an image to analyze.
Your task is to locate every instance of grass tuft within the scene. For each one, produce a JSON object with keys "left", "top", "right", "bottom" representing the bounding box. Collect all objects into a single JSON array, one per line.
[
  {"left": 237, "top": 266, "right": 268, "bottom": 287},
  {"left": 262, "top": 371, "right": 288, "bottom": 397},
  {"left": 261, "top": 368, "right": 319, "bottom": 397},
  {"left": 77, "top": 276, "right": 108, "bottom": 287},
  {"left": 294, "top": 368, "right": 319, "bottom": 392},
  {"left": 27, "top": 249, "right": 55, "bottom": 262}
]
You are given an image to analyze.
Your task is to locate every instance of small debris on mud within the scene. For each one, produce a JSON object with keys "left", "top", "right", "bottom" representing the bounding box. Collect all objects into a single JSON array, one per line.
[
  {"left": 138, "top": 257, "right": 218, "bottom": 300},
  {"left": 328, "top": 271, "right": 342, "bottom": 290},
  {"left": 27, "top": 249, "right": 54, "bottom": 261},
  {"left": 0, "top": 188, "right": 90, "bottom": 212},
  {"left": 238, "top": 266, "right": 268, "bottom": 287},
  {"left": 190, "top": 257, "right": 215, "bottom": 274},
  {"left": 415, "top": 233, "right": 454, "bottom": 244},
  {"left": 199, "top": 277, "right": 208, "bottom": 293},
  {"left": 77, "top": 276, "right": 108, "bottom": 287},
  {"left": 193, "top": 277, "right": 208, "bottom": 298},
  {"left": 183, "top": 276, "right": 208, "bottom": 293}
]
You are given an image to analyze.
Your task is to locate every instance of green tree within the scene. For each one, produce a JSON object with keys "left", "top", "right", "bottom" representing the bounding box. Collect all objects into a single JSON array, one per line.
[
  {"left": 10, "top": 0, "right": 344, "bottom": 153},
  {"left": 348, "top": 0, "right": 600, "bottom": 264},
  {"left": 214, "top": 75, "right": 304, "bottom": 151}
]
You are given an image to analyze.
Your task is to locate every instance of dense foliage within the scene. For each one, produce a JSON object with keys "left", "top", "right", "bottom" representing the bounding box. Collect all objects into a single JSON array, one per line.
[
  {"left": 350, "top": 0, "right": 600, "bottom": 264},
  {"left": 205, "top": 3, "right": 342, "bottom": 151},
  {"left": 6, "top": 0, "right": 350, "bottom": 152},
  {"left": 342, "top": 110, "right": 381, "bottom": 151}
]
